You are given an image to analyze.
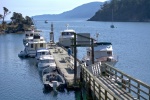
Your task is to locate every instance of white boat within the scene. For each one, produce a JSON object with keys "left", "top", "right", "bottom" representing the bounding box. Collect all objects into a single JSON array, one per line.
[
  {"left": 25, "top": 34, "right": 47, "bottom": 57},
  {"left": 42, "top": 68, "right": 65, "bottom": 91},
  {"left": 82, "top": 42, "right": 118, "bottom": 67},
  {"left": 59, "top": 26, "right": 76, "bottom": 48},
  {"left": 37, "top": 55, "right": 56, "bottom": 71},
  {"left": 45, "top": 20, "right": 48, "bottom": 23},
  {"left": 23, "top": 31, "right": 45, "bottom": 46},
  {"left": 35, "top": 48, "right": 51, "bottom": 63}
]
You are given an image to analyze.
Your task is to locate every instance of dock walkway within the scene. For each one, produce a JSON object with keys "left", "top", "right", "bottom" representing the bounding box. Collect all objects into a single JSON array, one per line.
[
  {"left": 81, "top": 62, "right": 150, "bottom": 100},
  {"left": 47, "top": 43, "right": 80, "bottom": 88},
  {"left": 46, "top": 42, "right": 150, "bottom": 99}
]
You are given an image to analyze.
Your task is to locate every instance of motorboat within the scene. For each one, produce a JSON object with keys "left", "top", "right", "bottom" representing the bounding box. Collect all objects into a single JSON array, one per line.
[
  {"left": 82, "top": 42, "right": 118, "bottom": 67},
  {"left": 37, "top": 55, "right": 56, "bottom": 71},
  {"left": 25, "top": 34, "right": 47, "bottom": 57},
  {"left": 35, "top": 48, "right": 51, "bottom": 63},
  {"left": 42, "top": 68, "right": 66, "bottom": 91},
  {"left": 23, "top": 31, "right": 45, "bottom": 46},
  {"left": 59, "top": 25, "right": 76, "bottom": 48},
  {"left": 23, "top": 25, "right": 44, "bottom": 46},
  {"left": 45, "top": 20, "right": 48, "bottom": 23},
  {"left": 18, "top": 49, "right": 27, "bottom": 58}
]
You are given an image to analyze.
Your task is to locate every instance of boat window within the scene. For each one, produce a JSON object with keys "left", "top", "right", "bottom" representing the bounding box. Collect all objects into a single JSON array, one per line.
[
  {"left": 26, "top": 34, "right": 29, "bottom": 36},
  {"left": 62, "top": 32, "right": 74, "bottom": 36},
  {"left": 34, "top": 34, "right": 40, "bottom": 39},
  {"left": 30, "top": 34, "right": 33, "bottom": 36},
  {"left": 107, "top": 51, "right": 112, "bottom": 55},
  {"left": 42, "top": 52, "right": 45, "bottom": 55},
  {"left": 40, "top": 43, "right": 43, "bottom": 47},
  {"left": 45, "top": 52, "right": 50, "bottom": 55},
  {"left": 62, "top": 32, "right": 67, "bottom": 35},
  {"left": 41, "top": 59, "right": 54, "bottom": 63},
  {"left": 31, "top": 44, "right": 33, "bottom": 48}
]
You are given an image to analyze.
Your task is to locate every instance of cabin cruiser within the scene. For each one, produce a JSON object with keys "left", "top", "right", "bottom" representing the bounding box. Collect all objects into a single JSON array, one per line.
[
  {"left": 42, "top": 67, "right": 65, "bottom": 91},
  {"left": 23, "top": 31, "right": 45, "bottom": 46},
  {"left": 82, "top": 42, "right": 118, "bottom": 67},
  {"left": 37, "top": 55, "right": 56, "bottom": 71},
  {"left": 59, "top": 28, "right": 76, "bottom": 48},
  {"left": 25, "top": 34, "right": 47, "bottom": 57},
  {"left": 35, "top": 48, "right": 51, "bottom": 63}
]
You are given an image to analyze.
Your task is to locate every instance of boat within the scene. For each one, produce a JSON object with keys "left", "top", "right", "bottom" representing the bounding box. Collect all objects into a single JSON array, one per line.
[
  {"left": 18, "top": 49, "right": 27, "bottom": 58},
  {"left": 82, "top": 42, "right": 118, "bottom": 67},
  {"left": 110, "top": 24, "right": 115, "bottom": 28},
  {"left": 23, "top": 30, "right": 45, "bottom": 46},
  {"left": 45, "top": 20, "right": 48, "bottom": 23},
  {"left": 25, "top": 34, "right": 47, "bottom": 57},
  {"left": 58, "top": 25, "right": 76, "bottom": 48},
  {"left": 110, "top": 9, "right": 115, "bottom": 28},
  {"left": 35, "top": 48, "right": 51, "bottom": 63},
  {"left": 42, "top": 68, "right": 66, "bottom": 91},
  {"left": 37, "top": 55, "right": 56, "bottom": 71}
]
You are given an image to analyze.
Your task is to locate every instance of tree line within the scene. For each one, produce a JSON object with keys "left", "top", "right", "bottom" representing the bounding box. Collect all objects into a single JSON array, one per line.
[
  {"left": 0, "top": 7, "right": 33, "bottom": 33},
  {"left": 88, "top": 0, "right": 150, "bottom": 22}
]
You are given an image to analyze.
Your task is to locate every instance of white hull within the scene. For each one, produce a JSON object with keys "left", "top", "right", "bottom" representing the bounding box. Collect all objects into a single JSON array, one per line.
[{"left": 38, "top": 63, "right": 56, "bottom": 71}]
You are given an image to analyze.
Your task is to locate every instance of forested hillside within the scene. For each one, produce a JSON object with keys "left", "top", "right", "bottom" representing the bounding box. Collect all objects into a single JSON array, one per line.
[{"left": 88, "top": 0, "right": 150, "bottom": 22}]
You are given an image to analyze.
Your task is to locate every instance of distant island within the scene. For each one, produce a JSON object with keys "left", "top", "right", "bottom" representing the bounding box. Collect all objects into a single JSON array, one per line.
[
  {"left": 33, "top": 2, "right": 103, "bottom": 21},
  {"left": 88, "top": 0, "right": 150, "bottom": 22},
  {"left": 0, "top": 7, "right": 33, "bottom": 34}
]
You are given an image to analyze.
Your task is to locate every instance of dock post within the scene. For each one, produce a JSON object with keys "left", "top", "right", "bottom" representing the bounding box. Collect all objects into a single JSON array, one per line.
[
  {"left": 91, "top": 39, "right": 94, "bottom": 64},
  {"left": 50, "top": 23, "right": 54, "bottom": 42},
  {"left": 74, "top": 32, "right": 77, "bottom": 86}
]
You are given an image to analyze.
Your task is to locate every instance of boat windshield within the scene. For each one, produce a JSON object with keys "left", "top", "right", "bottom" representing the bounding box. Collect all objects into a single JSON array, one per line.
[
  {"left": 40, "top": 59, "right": 55, "bottom": 63},
  {"left": 62, "top": 32, "right": 74, "bottom": 36},
  {"left": 37, "top": 52, "right": 50, "bottom": 56}
]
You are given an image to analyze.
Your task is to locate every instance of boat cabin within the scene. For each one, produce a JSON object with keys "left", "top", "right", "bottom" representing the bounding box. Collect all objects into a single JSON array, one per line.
[
  {"left": 35, "top": 48, "right": 51, "bottom": 61},
  {"left": 59, "top": 29, "right": 76, "bottom": 47},
  {"left": 85, "top": 42, "right": 115, "bottom": 64}
]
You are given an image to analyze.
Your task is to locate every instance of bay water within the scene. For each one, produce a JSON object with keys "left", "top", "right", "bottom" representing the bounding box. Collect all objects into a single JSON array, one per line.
[{"left": 0, "top": 21, "right": 150, "bottom": 100}]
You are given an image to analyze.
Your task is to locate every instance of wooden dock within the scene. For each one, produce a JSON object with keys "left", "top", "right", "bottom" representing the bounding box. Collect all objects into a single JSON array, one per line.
[
  {"left": 47, "top": 42, "right": 80, "bottom": 88},
  {"left": 46, "top": 42, "right": 150, "bottom": 99},
  {"left": 81, "top": 62, "right": 150, "bottom": 100}
]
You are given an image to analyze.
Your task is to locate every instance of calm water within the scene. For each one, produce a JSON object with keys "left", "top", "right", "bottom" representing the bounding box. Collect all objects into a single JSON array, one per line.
[{"left": 0, "top": 21, "right": 150, "bottom": 100}]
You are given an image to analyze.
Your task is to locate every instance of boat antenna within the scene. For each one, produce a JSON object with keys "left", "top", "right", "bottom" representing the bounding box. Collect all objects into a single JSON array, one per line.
[
  {"left": 31, "top": 17, "right": 37, "bottom": 29},
  {"left": 66, "top": 24, "right": 69, "bottom": 30},
  {"left": 95, "top": 31, "right": 100, "bottom": 42}
]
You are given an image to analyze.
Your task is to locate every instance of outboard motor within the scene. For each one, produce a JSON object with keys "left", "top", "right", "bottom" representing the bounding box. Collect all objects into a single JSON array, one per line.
[{"left": 53, "top": 81, "right": 58, "bottom": 92}]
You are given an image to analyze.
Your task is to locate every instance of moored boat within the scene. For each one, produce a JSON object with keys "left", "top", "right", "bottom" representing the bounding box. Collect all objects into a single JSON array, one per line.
[
  {"left": 37, "top": 55, "right": 56, "bottom": 71},
  {"left": 42, "top": 68, "right": 66, "bottom": 91},
  {"left": 25, "top": 34, "right": 47, "bottom": 57},
  {"left": 82, "top": 42, "right": 118, "bottom": 66},
  {"left": 45, "top": 20, "right": 48, "bottom": 23},
  {"left": 59, "top": 25, "right": 76, "bottom": 48},
  {"left": 35, "top": 48, "right": 51, "bottom": 63}
]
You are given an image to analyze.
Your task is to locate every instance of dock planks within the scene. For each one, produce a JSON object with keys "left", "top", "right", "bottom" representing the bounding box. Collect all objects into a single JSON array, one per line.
[{"left": 47, "top": 43, "right": 80, "bottom": 88}]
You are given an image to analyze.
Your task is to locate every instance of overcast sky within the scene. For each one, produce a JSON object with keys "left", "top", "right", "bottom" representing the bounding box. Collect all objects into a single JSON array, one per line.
[{"left": 0, "top": 0, "right": 107, "bottom": 20}]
